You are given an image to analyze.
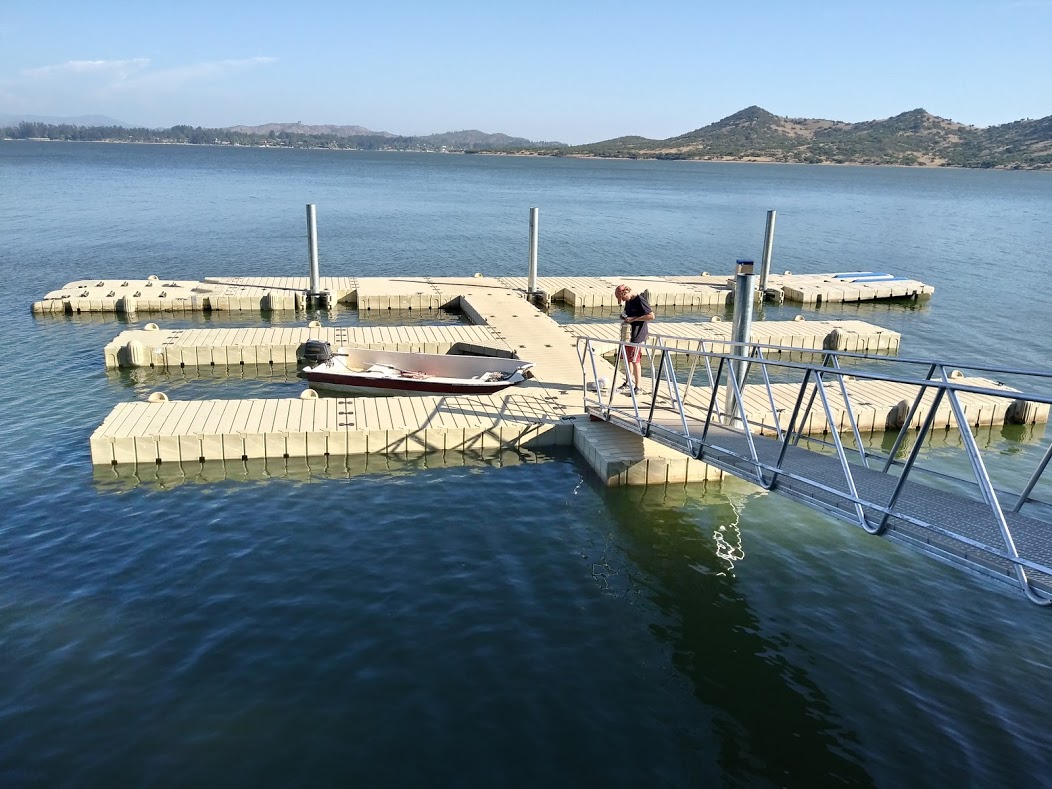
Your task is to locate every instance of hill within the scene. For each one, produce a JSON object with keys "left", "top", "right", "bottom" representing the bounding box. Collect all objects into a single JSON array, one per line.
[
  {"left": 546, "top": 106, "right": 1052, "bottom": 169},
  {"left": 228, "top": 121, "right": 393, "bottom": 138},
  {"left": 0, "top": 121, "right": 565, "bottom": 151}
]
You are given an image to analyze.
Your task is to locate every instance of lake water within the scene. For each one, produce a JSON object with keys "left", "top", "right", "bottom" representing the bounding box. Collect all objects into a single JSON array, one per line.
[{"left": 1, "top": 142, "right": 1051, "bottom": 787}]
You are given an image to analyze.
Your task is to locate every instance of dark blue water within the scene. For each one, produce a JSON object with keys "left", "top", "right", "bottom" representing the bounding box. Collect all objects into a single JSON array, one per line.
[{"left": 2, "top": 142, "right": 1051, "bottom": 787}]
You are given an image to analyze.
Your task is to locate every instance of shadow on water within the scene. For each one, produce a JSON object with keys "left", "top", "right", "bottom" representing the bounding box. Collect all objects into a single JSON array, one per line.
[
  {"left": 90, "top": 447, "right": 556, "bottom": 492},
  {"left": 602, "top": 479, "right": 874, "bottom": 787}
]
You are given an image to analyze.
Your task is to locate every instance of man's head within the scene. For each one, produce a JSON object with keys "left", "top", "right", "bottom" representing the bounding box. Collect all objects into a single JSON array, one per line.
[{"left": 614, "top": 284, "right": 632, "bottom": 304}]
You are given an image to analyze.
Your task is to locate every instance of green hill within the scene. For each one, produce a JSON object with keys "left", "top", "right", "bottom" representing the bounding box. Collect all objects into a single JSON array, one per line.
[{"left": 546, "top": 106, "right": 1052, "bottom": 169}]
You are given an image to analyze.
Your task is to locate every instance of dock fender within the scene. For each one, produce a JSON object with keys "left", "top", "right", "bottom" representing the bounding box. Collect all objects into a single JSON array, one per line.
[
  {"left": 823, "top": 327, "right": 849, "bottom": 351},
  {"left": 121, "top": 340, "right": 148, "bottom": 367},
  {"left": 1006, "top": 399, "right": 1039, "bottom": 425},
  {"left": 886, "top": 399, "right": 911, "bottom": 430}
]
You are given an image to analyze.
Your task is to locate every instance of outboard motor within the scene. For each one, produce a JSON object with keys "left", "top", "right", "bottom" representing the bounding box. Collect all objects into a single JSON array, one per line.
[{"left": 302, "top": 339, "right": 334, "bottom": 365}]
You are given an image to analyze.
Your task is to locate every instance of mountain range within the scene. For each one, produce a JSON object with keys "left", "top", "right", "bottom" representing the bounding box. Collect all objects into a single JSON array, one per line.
[
  {"left": 227, "top": 122, "right": 565, "bottom": 150},
  {"left": 545, "top": 106, "right": 1052, "bottom": 169},
  {"left": 3, "top": 107, "right": 1050, "bottom": 168}
]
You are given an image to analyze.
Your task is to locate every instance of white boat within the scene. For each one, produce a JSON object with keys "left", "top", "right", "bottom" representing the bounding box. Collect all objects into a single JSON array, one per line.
[{"left": 301, "top": 345, "right": 534, "bottom": 397}]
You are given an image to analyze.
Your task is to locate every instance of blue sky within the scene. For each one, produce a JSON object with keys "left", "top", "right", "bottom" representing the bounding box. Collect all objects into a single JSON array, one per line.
[{"left": 1, "top": 0, "right": 1048, "bottom": 144}]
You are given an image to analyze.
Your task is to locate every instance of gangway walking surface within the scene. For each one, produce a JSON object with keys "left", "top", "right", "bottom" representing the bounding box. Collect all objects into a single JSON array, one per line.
[{"left": 577, "top": 334, "right": 1052, "bottom": 605}]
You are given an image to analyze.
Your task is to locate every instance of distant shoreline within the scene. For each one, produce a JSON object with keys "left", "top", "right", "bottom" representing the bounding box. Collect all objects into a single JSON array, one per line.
[{"left": 3, "top": 137, "right": 1048, "bottom": 171}]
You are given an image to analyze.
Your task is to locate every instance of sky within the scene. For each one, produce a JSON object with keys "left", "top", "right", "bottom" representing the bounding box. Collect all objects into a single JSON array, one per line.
[{"left": 1, "top": 0, "right": 1049, "bottom": 145}]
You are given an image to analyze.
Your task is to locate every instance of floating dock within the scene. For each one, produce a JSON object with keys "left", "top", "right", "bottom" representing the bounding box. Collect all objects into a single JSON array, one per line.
[
  {"left": 34, "top": 272, "right": 933, "bottom": 315},
  {"left": 67, "top": 273, "right": 1034, "bottom": 487},
  {"left": 87, "top": 393, "right": 721, "bottom": 487},
  {"left": 675, "top": 375, "right": 1049, "bottom": 436},
  {"left": 87, "top": 279, "right": 722, "bottom": 484},
  {"left": 756, "top": 272, "right": 935, "bottom": 304},
  {"left": 103, "top": 324, "right": 513, "bottom": 369},
  {"left": 102, "top": 318, "right": 899, "bottom": 369}
]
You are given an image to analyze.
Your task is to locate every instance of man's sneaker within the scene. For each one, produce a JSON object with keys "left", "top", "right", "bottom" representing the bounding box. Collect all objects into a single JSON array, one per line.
[{"left": 617, "top": 383, "right": 633, "bottom": 395}]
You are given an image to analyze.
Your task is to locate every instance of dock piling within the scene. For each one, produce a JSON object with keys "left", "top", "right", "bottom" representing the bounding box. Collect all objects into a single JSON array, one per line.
[
  {"left": 725, "top": 260, "right": 757, "bottom": 422},
  {"left": 306, "top": 204, "right": 328, "bottom": 308},
  {"left": 526, "top": 207, "right": 547, "bottom": 307},
  {"left": 759, "top": 210, "right": 777, "bottom": 294}
]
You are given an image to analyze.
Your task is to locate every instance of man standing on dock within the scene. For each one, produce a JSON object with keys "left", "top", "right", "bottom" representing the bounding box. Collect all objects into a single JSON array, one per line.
[{"left": 614, "top": 284, "right": 654, "bottom": 394}]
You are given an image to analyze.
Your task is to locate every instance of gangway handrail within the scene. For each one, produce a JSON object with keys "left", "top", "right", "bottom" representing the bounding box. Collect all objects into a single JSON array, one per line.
[
  {"left": 575, "top": 333, "right": 1052, "bottom": 606},
  {"left": 647, "top": 331, "right": 1052, "bottom": 384},
  {"left": 582, "top": 334, "right": 1052, "bottom": 407}
]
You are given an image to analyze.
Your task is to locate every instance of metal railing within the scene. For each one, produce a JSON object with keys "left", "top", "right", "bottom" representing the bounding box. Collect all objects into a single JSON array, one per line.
[{"left": 576, "top": 333, "right": 1052, "bottom": 605}]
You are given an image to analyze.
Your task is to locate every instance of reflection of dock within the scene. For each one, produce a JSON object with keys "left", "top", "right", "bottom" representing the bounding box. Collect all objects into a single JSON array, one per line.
[{"left": 91, "top": 425, "right": 577, "bottom": 483}]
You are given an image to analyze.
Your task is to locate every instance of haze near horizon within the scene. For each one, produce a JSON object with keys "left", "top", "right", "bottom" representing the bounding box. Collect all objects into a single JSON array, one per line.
[{"left": 1, "top": 0, "right": 1048, "bottom": 145}]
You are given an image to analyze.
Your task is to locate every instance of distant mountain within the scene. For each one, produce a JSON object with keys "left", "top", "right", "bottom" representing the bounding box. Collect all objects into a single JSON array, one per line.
[
  {"left": 227, "top": 121, "right": 394, "bottom": 138},
  {"left": 417, "top": 129, "right": 565, "bottom": 149},
  {"left": 220, "top": 124, "right": 564, "bottom": 150},
  {"left": 551, "top": 106, "right": 1052, "bottom": 169},
  {"left": 0, "top": 119, "right": 565, "bottom": 152}
]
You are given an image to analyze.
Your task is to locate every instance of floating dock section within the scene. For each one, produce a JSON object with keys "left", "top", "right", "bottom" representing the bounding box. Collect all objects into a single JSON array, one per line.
[
  {"left": 103, "top": 324, "right": 514, "bottom": 369},
  {"left": 759, "top": 272, "right": 935, "bottom": 304},
  {"left": 34, "top": 272, "right": 933, "bottom": 315},
  {"left": 103, "top": 318, "right": 899, "bottom": 369}
]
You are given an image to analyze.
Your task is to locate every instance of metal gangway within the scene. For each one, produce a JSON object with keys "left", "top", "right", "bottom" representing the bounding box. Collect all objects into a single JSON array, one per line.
[{"left": 577, "top": 333, "right": 1052, "bottom": 605}]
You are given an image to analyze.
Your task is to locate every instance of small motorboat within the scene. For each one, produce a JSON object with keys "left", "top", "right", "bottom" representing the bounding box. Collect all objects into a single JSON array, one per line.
[{"left": 300, "top": 343, "right": 534, "bottom": 397}]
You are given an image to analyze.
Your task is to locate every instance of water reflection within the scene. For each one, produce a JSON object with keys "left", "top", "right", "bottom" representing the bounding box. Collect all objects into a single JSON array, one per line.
[
  {"left": 91, "top": 447, "right": 554, "bottom": 492},
  {"left": 712, "top": 496, "right": 745, "bottom": 577},
  {"left": 604, "top": 479, "right": 874, "bottom": 786}
]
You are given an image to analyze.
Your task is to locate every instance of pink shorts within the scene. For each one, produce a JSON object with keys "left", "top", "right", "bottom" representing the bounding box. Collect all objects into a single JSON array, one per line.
[{"left": 625, "top": 345, "right": 642, "bottom": 364}]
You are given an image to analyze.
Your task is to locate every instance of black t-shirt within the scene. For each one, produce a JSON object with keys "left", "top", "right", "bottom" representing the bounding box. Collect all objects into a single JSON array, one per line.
[{"left": 623, "top": 293, "right": 652, "bottom": 344}]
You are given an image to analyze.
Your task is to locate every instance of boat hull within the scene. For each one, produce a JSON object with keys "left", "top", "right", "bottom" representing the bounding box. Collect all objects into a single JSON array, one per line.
[
  {"left": 301, "top": 347, "right": 534, "bottom": 397},
  {"left": 301, "top": 370, "right": 524, "bottom": 396}
]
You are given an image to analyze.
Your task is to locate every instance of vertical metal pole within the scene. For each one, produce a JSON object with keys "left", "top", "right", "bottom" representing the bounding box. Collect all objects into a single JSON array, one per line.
[
  {"left": 527, "top": 207, "right": 539, "bottom": 293},
  {"left": 759, "top": 210, "right": 777, "bottom": 293},
  {"left": 307, "top": 203, "right": 321, "bottom": 296},
  {"left": 724, "top": 260, "right": 756, "bottom": 422}
]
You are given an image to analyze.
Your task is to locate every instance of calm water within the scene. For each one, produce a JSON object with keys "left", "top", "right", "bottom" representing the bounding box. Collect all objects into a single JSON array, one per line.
[{"left": 1, "top": 142, "right": 1051, "bottom": 787}]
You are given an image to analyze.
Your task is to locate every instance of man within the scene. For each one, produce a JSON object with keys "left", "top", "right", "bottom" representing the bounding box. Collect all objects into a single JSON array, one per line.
[{"left": 614, "top": 284, "right": 654, "bottom": 394}]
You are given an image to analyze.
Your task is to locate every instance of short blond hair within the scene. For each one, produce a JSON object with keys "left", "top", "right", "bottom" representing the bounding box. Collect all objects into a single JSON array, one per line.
[{"left": 614, "top": 284, "right": 630, "bottom": 303}]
